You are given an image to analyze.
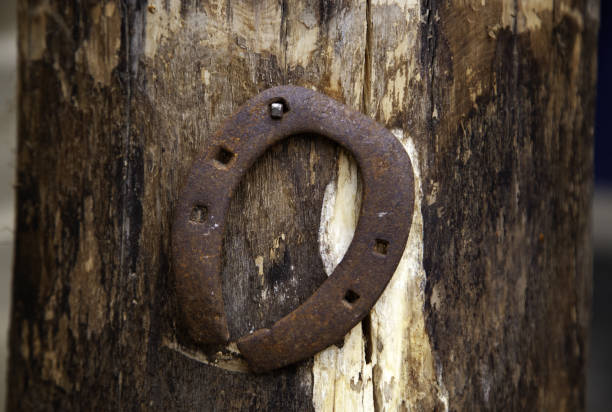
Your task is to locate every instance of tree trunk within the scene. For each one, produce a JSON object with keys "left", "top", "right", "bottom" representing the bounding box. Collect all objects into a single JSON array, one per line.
[{"left": 9, "top": 0, "right": 598, "bottom": 411}]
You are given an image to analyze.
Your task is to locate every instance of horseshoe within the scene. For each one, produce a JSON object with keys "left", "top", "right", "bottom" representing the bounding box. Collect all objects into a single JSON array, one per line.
[{"left": 172, "top": 86, "right": 414, "bottom": 372}]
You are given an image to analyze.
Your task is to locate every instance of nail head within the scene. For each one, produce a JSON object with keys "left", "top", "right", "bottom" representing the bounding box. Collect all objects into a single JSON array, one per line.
[{"left": 270, "top": 102, "right": 284, "bottom": 119}]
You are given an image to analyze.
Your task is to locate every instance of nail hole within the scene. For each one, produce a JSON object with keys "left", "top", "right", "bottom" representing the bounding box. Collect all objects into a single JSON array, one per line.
[
  {"left": 190, "top": 205, "right": 208, "bottom": 223},
  {"left": 213, "top": 146, "right": 235, "bottom": 168},
  {"left": 373, "top": 239, "right": 389, "bottom": 255},
  {"left": 343, "top": 289, "right": 360, "bottom": 305}
]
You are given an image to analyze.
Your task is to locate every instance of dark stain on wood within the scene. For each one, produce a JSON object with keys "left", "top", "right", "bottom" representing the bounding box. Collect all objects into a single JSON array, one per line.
[
  {"left": 222, "top": 135, "right": 337, "bottom": 339},
  {"left": 418, "top": 1, "right": 598, "bottom": 409}
]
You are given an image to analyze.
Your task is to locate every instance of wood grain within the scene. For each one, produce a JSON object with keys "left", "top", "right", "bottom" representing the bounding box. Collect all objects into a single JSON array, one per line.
[{"left": 9, "top": 0, "right": 599, "bottom": 410}]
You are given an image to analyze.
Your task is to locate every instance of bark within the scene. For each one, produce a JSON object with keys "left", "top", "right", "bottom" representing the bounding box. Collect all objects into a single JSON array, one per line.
[{"left": 9, "top": 0, "right": 598, "bottom": 411}]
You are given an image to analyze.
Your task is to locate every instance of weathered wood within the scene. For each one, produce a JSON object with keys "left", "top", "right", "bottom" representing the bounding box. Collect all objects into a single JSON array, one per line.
[{"left": 9, "top": 0, "right": 598, "bottom": 411}]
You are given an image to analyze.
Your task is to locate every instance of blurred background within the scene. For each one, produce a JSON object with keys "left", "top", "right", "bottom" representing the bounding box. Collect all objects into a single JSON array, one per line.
[
  {"left": 0, "top": 1, "right": 609, "bottom": 410},
  {"left": 0, "top": 0, "right": 17, "bottom": 408},
  {"left": 588, "top": 1, "right": 612, "bottom": 410}
]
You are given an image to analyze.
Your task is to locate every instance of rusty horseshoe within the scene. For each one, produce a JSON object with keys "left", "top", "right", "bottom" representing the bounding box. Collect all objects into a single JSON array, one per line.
[{"left": 172, "top": 86, "right": 415, "bottom": 372}]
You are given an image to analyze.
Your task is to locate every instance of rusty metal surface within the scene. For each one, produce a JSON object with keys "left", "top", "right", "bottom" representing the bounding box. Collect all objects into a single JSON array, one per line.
[{"left": 172, "top": 86, "right": 415, "bottom": 372}]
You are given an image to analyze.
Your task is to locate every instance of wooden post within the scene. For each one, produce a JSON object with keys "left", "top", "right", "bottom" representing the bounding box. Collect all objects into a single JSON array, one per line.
[{"left": 9, "top": 0, "right": 598, "bottom": 410}]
